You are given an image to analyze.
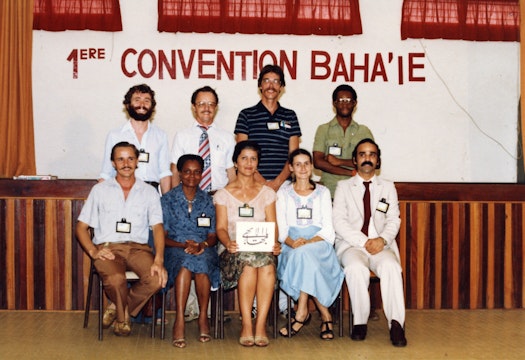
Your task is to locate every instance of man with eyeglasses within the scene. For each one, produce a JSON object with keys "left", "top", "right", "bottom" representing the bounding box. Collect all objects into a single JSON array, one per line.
[
  {"left": 170, "top": 86, "right": 236, "bottom": 323},
  {"left": 170, "top": 86, "right": 236, "bottom": 192},
  {"left": 313, "top": 84, "right": 374, "bottom": 198},
  {"left": 234, "top": 64, "right": 302, "bottom": 192},
  {"left": 234, "top": 64, "right": 302, "bottom": 320}
]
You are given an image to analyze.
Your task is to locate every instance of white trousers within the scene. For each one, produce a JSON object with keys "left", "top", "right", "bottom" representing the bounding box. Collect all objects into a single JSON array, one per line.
[{"left": 339, "top": 247, "right": 405, "bottom": 327}]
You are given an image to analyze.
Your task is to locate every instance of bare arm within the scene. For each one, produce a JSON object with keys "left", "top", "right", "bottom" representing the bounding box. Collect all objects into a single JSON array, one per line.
[
  {"left": 160, "top": 176, "right": 171, "bottom": 195},
  {"left": 151, "top": 223, "right": 168, "bottom": 288},
  {"left": 215, "top": 204, "right": 238, "bottom": 253},
  {"left": 266, "top": 135, "right": 300, "bottom": 191},
  {"left": 313, "top": 151, "right": 354, "bottom": 176},
  {"left": 226, "top": 167, "right": 236, "bottom": 184},
  {"left": 170, "top": 163, "right": 180, "bottom": 188},
  {"left": 265, "top": 201, "right": 281, "bottom": 256},
  {"left": 75, "top": 221, "right": 114, "bottom": 261}
]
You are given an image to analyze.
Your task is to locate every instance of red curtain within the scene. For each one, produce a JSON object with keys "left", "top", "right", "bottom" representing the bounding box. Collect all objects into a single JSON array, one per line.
[
  {"left": 401, "top": 0, "right": 519, "bottom": 41},
  {"left": 158, "top": 0, "right": 362, "bottom": 36},
  {"left": 33, "top": 0, "right": 122, "bottom": 31}
]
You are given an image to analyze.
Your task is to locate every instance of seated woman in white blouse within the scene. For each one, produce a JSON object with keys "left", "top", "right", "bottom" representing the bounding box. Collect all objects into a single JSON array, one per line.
[{"left": 277, "top": 148, "right": 344, "bottom": 340}]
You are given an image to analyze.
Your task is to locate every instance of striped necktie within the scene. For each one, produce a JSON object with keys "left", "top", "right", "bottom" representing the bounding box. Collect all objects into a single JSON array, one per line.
[{"left": 198, "top": 126, "right": 212, "bottom": 191}]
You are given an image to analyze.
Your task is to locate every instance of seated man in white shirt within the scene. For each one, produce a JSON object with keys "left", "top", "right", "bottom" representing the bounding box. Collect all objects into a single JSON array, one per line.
[{"left": 76, "top": 141, "right": 168, "bottom": 336}]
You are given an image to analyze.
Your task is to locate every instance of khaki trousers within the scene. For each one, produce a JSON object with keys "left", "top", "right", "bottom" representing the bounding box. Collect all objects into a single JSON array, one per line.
[{"left": 94, "top": 242, "right": 161, "bottom": 322}]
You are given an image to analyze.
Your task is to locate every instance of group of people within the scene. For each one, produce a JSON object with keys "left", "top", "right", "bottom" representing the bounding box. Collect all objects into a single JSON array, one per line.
[{"left": 75, "top": 64, "right": 407, "bottom": 350}]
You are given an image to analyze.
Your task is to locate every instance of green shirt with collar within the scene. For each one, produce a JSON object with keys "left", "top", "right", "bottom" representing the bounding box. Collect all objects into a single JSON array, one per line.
[{"left": 313, "top": 117, "right": 374, "bottom": 197}]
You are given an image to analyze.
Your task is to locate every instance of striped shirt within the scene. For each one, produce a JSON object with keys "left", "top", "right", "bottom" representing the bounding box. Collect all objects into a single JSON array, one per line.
[{"left": 234, "top": 101, "right": 302, "bottom": 180}]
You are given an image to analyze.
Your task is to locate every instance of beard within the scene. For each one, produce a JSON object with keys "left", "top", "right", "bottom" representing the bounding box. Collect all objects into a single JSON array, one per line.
[{"left": 127, "top": 105, "right": 154, "bottom": 121}]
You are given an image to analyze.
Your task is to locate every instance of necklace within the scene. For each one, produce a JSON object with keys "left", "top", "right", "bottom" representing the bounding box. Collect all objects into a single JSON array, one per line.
[{"left": 185, "top": 196, "right": 195, "bottom": 217}]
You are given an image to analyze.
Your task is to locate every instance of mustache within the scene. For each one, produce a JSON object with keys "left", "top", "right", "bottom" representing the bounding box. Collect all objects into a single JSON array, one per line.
[{"left": 361, "top": 161, "right": 374, "bottom": 167}]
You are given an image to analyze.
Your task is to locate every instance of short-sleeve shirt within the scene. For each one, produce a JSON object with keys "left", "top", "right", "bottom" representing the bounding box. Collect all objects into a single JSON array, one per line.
[
  {"left": 170, "top": 121, "right": 235, "bottom": 191},
  {"left": 234, "top": 101, "right": 301, "bottom": 180},
  {"left": 78, "top": 178, "right": 163, "bottom": 245},
  {"left": 313, "top": 117, "right": 373, "bottom": 197},
  {"left": 100, "top": 121, "right": 172, "bottom": 183}
]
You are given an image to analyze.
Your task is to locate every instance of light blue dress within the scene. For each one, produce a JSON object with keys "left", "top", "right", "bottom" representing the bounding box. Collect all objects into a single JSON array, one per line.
[{"left": 276, "top": 183, "right": 344, "bottom": 307}]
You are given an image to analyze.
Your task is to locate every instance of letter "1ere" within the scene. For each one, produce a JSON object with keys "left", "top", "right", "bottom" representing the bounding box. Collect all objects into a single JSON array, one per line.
[{"left": 66, "top": 48, "right": 106, "bottom": 79}]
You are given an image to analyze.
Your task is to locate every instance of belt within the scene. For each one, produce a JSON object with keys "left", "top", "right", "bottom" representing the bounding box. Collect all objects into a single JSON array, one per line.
[{"left": 144, "top": 181, "right": 160, "bottom": 189}]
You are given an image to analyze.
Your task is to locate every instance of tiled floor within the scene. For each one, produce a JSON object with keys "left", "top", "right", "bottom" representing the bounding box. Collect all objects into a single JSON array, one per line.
[{"left": 0, "top": 309, "right": 523, "bottom": 359}]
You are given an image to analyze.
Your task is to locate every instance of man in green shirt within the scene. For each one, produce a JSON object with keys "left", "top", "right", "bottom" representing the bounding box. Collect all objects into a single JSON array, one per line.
[{"left": 313, "top": 84, "right": 374, "bottom": 198}]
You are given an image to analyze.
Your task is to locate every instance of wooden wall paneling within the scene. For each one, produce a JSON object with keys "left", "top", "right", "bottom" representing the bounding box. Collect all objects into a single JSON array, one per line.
[
  {"left": 6, "top": 199, "right": 15, "bottom": 309},
  {"left": 416, "top": 202, "right": 428, "bottom": 310},
  {"left": 33, "top": 199, "right": 46, "bottom": 310},
  {"left": 451, "top": 203, "right": 460, "bottom": 309},
  {"left": 504, "top": 203, "right": 513, "bottom": 309},
  {"left": 398, "top": 201, "right": 407, "bottom": 305},
  {"left": 44, "top": 199, "right": 56, "bottom": 309},
  {"left": 434, "top": 202, "right": 443, "bottom": 309},
  {"left": 2, "top": 180, "right": 525, "bottom": 311},
  {"left": 25, "top": 199, "right": 35, "bottom": 310},
  {"left": 486, "top": 203, "right": 495, "bottom": 309},
  {"left": 469, "top": 203, "right": 482, "bottom": 309},
  {"left": 522, "top": 207, "right": 525, "bottom": 308},
  {"left": 0, "top": 199, "right": 6, "bottom": 308},
  {"left": 513, "top": 203, "right": 524, "bottom": 308}
]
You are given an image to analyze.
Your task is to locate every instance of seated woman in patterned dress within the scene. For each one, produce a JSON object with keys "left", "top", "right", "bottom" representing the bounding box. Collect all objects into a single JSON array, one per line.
[
  {"left": 161, "top": 154, "right": 219, "bottom": 348},
  {"left": 214, "top": 140, "right": 281, "bottom": 347},
  {"left": 277, "top": 149, "right": 344, "bottom": 340}
]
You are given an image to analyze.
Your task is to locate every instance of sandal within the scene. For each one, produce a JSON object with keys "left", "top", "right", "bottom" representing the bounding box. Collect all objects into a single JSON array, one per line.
[
  {"left": 320, "top": 321, "right": 334, "bottom": 340},
  {"left": 239, "top": 336, "right": 255, "bottom": 347},
  {"left": 199, "top": 333, "right": 211, "bottom": 343},
  {"left": 279, "top": 313, "right": 311, "bottom": 337},
  {"left": 172, "top": 338, "right": 187, "bottom": 348},
  {"left": 254, "top": 336, "right": 269, "bottom": 347}
]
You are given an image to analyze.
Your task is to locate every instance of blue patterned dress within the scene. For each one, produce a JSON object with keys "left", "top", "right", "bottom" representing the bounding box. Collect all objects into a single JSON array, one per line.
[{"left": 161, "top": 185, "right": 219, "bottom": 290}]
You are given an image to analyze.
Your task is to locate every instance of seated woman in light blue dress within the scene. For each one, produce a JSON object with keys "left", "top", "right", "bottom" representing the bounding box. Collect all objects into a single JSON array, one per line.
[
  {"left": 161, "top": 154, "right": 219, "bottom": 348},
  {"left": 277, "top": 149, "right": 344, "bottom": 340}
]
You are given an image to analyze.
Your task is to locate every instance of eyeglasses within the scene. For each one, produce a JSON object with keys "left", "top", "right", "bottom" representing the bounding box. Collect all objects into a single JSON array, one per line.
[
  {"left": 335, "top": 98, "right": 355, "bottom": 104},
  {"left": 261, "top": 78, "right": 281, "bottom": 85},
  {"left": 195, "top": 101, "right": 217, "bottom": 108}
]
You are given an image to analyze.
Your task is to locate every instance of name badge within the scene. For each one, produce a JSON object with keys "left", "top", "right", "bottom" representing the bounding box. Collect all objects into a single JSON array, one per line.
[
  {"left": 328, "top": 144, "right": 342, "bottom": 156},
  {"left": 297, "top": 207, "right": 312, "bottom": 219},
  {"left": 138, "top": 149, "right": 150, "bottom": 163},
  {"left": 377, "top": 198, "right": 389, "bottom": 213},
  {"left": 280, "top": 121, "right": 291, "bottom": 129},
  {"left": 116, "top": 218, "right": 131, "bottom": 233},
  {"left": 239, "top": 204, "right": 254, "bottom": 217},
  {"left": 267, "top": 122, "right": 279, "bottom": 130},
  {"left": 197, "top": 214, "right": 211, "bottom": 227}
]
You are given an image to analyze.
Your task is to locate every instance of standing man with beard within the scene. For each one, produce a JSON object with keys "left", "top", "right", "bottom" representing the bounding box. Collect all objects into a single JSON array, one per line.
[
  {"left": 313, "top": 84, "right": 374, "bottom": 198},
  {"left": 100, "top": 84, "right": 172, "bottom": 195}
]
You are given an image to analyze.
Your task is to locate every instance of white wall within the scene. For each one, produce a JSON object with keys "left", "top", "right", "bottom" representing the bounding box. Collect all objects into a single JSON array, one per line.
[{"left": 32, "top": 0, "right": 520, "bottom": 182}]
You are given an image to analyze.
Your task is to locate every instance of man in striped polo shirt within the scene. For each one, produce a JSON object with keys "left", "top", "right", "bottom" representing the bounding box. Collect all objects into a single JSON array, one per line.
[{"left": 234, "top": 64, "right": 302, "bottom": 192}]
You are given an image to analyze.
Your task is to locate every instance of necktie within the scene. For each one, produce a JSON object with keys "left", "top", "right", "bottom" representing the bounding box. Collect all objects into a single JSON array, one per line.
[
  {"left": 361, "top": 181, "right": 371, "bottom": 236},
  {"left": 198, "top": 126, "right": 212, "bottom": 191}
]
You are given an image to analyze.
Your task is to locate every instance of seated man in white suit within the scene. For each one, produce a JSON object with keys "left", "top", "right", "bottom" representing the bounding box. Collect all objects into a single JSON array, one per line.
[{"left": 333, "top": 138, "right": 407, "bottom": 347}]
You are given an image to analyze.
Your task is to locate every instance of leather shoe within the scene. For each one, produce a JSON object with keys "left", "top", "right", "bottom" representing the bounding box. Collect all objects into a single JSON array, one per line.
[
  {"left": 102, "top": 307, "right": 117, "bottom": 329},
  {"left": 390, "top": 320, "right": 407, "bottom": 347},
  {"left": 350, "top": 324, "right": 367, "bottom": 341},
  {"left": 113, "top": 321, "right": 131, "bottom": 336}
]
